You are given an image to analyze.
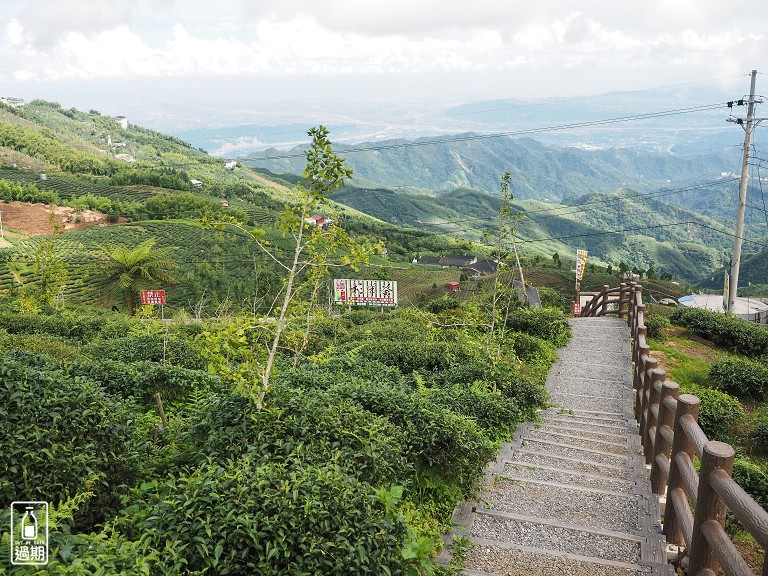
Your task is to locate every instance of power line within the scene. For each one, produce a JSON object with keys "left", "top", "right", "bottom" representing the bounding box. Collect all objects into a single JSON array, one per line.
[
  {"left": 249, "top": 104, "right": 728, "bottom": 161},
  {"left": 189, "top": 74, "right": 744, "bottom": 144}
]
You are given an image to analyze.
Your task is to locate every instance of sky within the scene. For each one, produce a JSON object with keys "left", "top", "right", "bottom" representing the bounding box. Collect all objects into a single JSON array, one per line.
[{"left": 1, "top": 0, "right": 767, "bottom": 139}]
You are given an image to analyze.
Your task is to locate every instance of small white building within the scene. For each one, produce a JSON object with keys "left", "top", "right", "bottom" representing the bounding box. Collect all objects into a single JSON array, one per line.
[
  {"left": 190, "top": 179, "right": 203, "bottom": 189},
  {"left": 678, "top": 294, "right": 768, "bottom": 324},
  {"left": 115, "top": 116, "right": 129, "bottom": 129},
  {"left": 224, "top": 159, "right": 237, "bottom": 170},
  {"left": 0, "top": 97, "right": 25, "bottom": 107}
]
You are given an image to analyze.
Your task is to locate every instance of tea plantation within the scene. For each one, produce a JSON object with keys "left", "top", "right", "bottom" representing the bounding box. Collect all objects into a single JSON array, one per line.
[{"left": 0, "top": 298, "right": 569, "bottom": 575}]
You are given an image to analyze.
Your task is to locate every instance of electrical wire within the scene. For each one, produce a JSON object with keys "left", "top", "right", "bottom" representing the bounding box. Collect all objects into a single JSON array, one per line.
[{"left": 248, "top": 103, "right": 728, "bottom": 161}]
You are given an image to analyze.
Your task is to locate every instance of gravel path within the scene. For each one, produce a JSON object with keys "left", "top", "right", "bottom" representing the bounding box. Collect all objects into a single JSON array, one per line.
[
  {"left": 449, "top": 317, "right": 669, "bottom": 576},
  {"left": 509, "top": 449, "right": 632, "bottom": 480},
  {"left": 526, "top": 430, "right": 635, "bottom": 455},
  {"left": 521, "top": 439, "right": 631, "bottom": 467},
  {"left": 501, "top": 463, "right": 636, "bottom": 493},
  {"left": 463, "top": 545, "right": 648, "bottom": 576},
  {"left": 482, "top": 478, "right": 639, "bottom": 532},
  {"left": 469, "top": 515, "right": 641, "bottom": 563}
]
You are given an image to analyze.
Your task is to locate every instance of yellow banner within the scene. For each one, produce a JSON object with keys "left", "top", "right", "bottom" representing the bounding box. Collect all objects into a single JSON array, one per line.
[{"left": 576, "top": 249, "right": 588, "bottom": 281}]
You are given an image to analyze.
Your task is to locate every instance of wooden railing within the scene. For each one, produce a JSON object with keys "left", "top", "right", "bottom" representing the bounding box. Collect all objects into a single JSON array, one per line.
[{"left": 582, "top": 283, "right": 768, "bottom": 576}]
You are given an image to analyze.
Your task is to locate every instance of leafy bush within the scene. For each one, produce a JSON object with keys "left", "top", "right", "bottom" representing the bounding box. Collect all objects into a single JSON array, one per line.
[
  {"left": 330, "top": 381, "right": 495, "bottom": 490},
  {"left": 670, "top": 307, "right": 768, "bottom": 358},
  {"left": 680, "top": 383, "right": 745, "bottom": 441},
  {"left": 731, "top": 457, "right": 768, "bottom": 511},
  {"left": 751, "top": 407, "right": 768, "bottom": 454},
  {"left": 177, "top": 386, "right": 412, "bottom": 488},
  {"left": 0, "top": 357, "right": 140, "bottom": 530},
  {"left": 644, "top": 313, "right": 670, "bottom": 339},
  {"left": 424, "top": 295, "right": 461, "bottom": 313},
  {"left": 424, "top": 383, "right": 521, "bottom": 441},
  {"left": 0, "top": 310, "right": 105, "bottom": 342},
  {"left": 69, "top": 359, "right": 221, "bottom": 405},
  {"left": 511, "top": 332, "right": 555, "bottom": 364},
  {"left": 129, "top": 459, "right": 412, "bottom": 575},
  {"left": 83, "top": 333, "right": 203, "bottom": 369},
  {"left": 708, "top": 357, "right": 768, "bottom": 400},
  {"left": 505, "top": 308, "right": 571, "bottom": 347}
]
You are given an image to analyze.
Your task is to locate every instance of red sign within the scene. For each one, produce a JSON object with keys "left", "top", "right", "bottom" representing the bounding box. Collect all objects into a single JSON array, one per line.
[
  {"left": 140, "top": 290, "right": 166, "bottom": 305},
  {"left": 572, "top": 301, "right": 581, "bottom": 317}
]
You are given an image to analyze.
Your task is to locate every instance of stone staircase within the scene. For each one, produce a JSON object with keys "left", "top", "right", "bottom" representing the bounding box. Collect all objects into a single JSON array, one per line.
[{"left": 441, "top": 316, "right": 674, "bottom": 576}]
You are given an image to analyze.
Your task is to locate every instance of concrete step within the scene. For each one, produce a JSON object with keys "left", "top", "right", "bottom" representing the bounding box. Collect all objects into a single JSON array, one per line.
[
  {"left": 461, "top": 540, "right": 671, "bottom": 576},
  {"left": 531, "top": 422, "right": 635, "bottom": 445},
  {"left": 468, "top": 511, "right": 643, "bottom": 565},
  {"left": 479, "top": 476, "right": 642, "bottom": 533},
  {"left": 508, "top": 448, "right": 633, "bottom": 480},
  {"left": 523, "top": 429, "right": 640, "bottom": 456},
  {"left": 501, "top": 461, "right": 638, "bottom": 494},
  {"left": 518, "top": 438, "right": 636, "bottom": 469}
]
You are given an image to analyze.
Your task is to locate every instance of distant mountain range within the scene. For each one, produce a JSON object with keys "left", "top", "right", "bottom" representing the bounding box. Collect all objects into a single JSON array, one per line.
[{"left": 241, "top": 134, "right": 742, "bottom": 204}]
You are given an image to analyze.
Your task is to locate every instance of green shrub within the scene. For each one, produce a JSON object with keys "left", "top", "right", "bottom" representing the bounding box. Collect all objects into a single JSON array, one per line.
[
  {"left": 83, "top": 333, "right": 203, "bottom": 369},
  {"left": 69, "top": 359, "right": 221, "bottom": 405},
  {"left": 731, "top": 457, "right": 768, "bottom": 511},
  {"left": 511, "top": 332, "right": 555, "bottom": 364},
  {"left": 670, "top": 307, "right": 768, "bottom": 358},
  {"left": 751, "top": 407, "right": 768, "bottom": 454},
  {"left": 330, "top": 381, "right": 495, "bottom": 490},
  {"left": 129, "top": 459, "right": 412, "bottom": 575},
  {"left": 506, "top": 308, "right": 571, "bottom": 347},
  {"left": 680, "top": 383, "right": 745, "bottom": 441},
  {"left": 424, "top": 295, "right": 461, "bottom": 313},
  {"left": 708, "top": 357, "right": 768, "bottom": 400},
  {"left": 0, "top": 358, "right": 140, "bottom": 530},
  {"left": 644, "top": 313, "right": 670, "bottom": 339},
  {"left": 177, "top": 386, "right": 412, "bottom": 488},
  {"left": 424, "top": 383, "right": 522, "bottom": 441}
]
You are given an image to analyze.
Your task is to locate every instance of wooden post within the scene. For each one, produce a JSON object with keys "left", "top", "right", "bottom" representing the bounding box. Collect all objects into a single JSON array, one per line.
[
  {"left": 601, "top": 284, "right": 609, "bottom": 316},
  {"left": 651, "top": 381, "right": 680, "bottom": 494},
  {"left": 618, "top": 282, "right": 627, "bottom": 318},
  {"left": 664, "top": 394, "right": 701, "bottom": 547},
  {"left": 688, "top": 441, "right": 736, "bottom": 575},
  {"left": 643, "top": 366, "right": 665, "bottom": 464},
  {"left": 634, "top": 348, "right": 653, "bottom": 424},
  {"left": 628, "top": 284, "right": 642, "bottom": 328},
  {"left": 155, "top": 392, "right": 167, "bottom": 431}
]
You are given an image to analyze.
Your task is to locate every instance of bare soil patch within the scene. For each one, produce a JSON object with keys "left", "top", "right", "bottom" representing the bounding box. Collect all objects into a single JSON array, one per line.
[{"left": 0, "top": 200, "right": 117, "bottom": 236}]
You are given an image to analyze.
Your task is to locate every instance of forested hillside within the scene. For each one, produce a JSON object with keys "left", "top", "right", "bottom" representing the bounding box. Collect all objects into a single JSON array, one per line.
[{"left": 242, "top": 135, "right": 740, "bottom": 202}]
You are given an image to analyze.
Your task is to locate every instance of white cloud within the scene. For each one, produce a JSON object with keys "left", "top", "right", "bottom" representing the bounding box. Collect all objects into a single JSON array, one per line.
[{"left": 0, "top": 0, "right": 765, "bottom": 88}]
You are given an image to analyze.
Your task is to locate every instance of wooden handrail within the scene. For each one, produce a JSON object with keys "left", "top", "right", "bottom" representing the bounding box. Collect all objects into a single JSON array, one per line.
[{"left": 581, "top": 286, "right": 768, "bottom": 575}]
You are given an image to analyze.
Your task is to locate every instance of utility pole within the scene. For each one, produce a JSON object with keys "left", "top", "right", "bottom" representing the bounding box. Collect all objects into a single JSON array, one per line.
[{"left": 726, "top": 70, "right": 763, "bottom": 313}]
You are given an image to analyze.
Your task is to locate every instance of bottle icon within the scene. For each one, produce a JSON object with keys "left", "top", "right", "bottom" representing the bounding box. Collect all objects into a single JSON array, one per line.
[{"left": 21, "top": 507, "right": 37, "bottom": 540}]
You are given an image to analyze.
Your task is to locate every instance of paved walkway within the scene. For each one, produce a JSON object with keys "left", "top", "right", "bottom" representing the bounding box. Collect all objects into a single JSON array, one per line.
[{"left": 443, "top": 316, "right": 673, "bottom": 576}]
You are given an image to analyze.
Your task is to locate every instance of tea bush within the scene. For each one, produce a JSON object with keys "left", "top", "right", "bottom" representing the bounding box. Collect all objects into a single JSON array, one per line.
[
  {"left": 708, "top": 357, "right": 768, "bottom": 400},
  {"left": 176, "top": 386, "right": 412, "bottom": 487},
  {"left": 644, "top": 313, "right": 670, "bottom": 339},
  {"left": 505, "top": 308, "right": 571, "bottom": 347},
  {"left": 751, "top": 407, "right": 768, "bottom": 454},
  {"left": 680, "top": 382, "right": 745, "bottom": 441},
  {"left": 670, "top": 307, "right": 768, "bottom": 357},
  {"left": 732, "top": 457, "right": 768, "bottom": 511},
  {"left": 69, "top": 359, "right": 222, "bottom": 405},
  {"left": 0, "top": 357, "right": 141, "bottom": 530},
  {"left": 83, "top": 332, "right": 203, "bottom": 369},
  {"left": 330, "top": 381, "right": 495, "bottom": 490},
  {"left": 129, "top": 459, "right": 412, "bottom": 575}
]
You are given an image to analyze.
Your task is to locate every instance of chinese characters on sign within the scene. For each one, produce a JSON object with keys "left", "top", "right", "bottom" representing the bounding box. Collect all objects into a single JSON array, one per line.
[
  {"left": 140, "top": 289, "right": 166, "bottom": 305},
  {"left": 10, "top": 502, "right": 48, "bottom": 566},
  {"left": 575, "top": 249, "right": 588, "bottom": 281},
  {"left": 333, "top": 279, "right": 398, "bottom": 307}
]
